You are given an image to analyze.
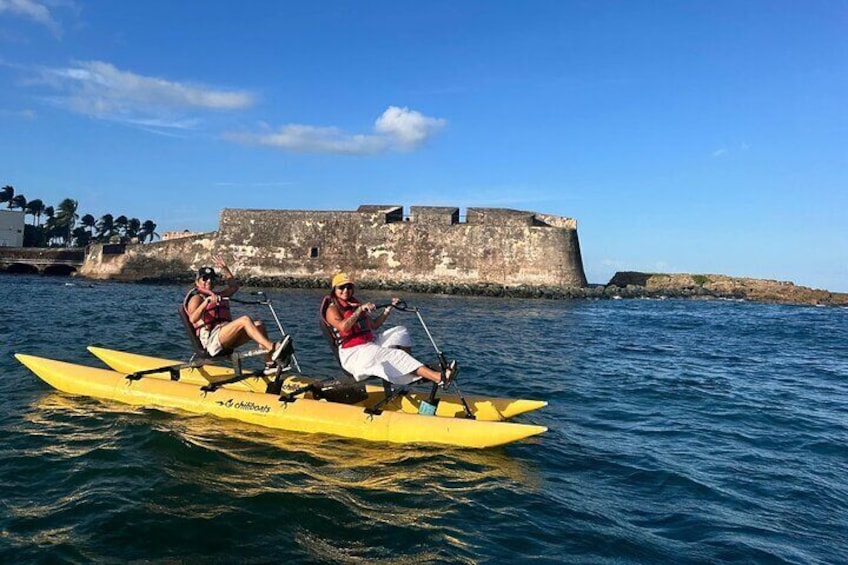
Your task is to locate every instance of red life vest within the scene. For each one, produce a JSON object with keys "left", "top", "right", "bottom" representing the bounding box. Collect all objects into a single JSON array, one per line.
[
  {"left": 333, "top": 297, "right": 374, "bottom": 348},
  {"left": 183, "top": 288, "right": 232, "bottom": 336}
]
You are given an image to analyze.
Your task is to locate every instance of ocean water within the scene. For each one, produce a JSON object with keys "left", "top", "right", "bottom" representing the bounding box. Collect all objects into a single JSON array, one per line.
[{"left": 1, "top": 274, "right": 846, "bottom": 564}]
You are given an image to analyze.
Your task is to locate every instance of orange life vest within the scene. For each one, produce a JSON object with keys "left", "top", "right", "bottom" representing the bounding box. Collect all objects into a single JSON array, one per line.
[
  {"left": 333, "top": 297, "right": 374, "bottom": 348},
  {"left": 183, "top": 288, "right": 232, "bottom": 336}
]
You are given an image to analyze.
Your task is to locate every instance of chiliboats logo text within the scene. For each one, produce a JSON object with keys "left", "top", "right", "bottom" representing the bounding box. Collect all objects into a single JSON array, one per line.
[{"left": 215, "top": 398, "right": 271, "bottom": 414}]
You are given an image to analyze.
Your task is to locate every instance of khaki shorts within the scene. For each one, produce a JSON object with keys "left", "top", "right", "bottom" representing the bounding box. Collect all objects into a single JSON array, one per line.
[{"left": 199, "top": 325, "right": 224, "bottom": 356}]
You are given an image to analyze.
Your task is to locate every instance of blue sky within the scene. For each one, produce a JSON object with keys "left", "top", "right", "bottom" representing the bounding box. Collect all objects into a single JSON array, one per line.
[{"left": 2, "top": 1, "right": 846, "bottom": 291}]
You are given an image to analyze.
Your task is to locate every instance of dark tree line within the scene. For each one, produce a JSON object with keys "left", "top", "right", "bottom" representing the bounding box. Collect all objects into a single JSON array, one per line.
[{"left": 1, "top": 184, "right": 159, "bottom": 247}]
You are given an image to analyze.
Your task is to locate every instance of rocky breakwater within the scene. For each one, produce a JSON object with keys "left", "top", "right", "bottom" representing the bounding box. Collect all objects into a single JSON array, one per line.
[{"left": 607, "top": 272, "right": 848, "bottom": 306}]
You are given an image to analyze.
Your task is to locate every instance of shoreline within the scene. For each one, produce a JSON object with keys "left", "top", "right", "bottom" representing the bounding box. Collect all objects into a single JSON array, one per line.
[{"left": 112, "top": 272, "right": 848, "bottom": 307}]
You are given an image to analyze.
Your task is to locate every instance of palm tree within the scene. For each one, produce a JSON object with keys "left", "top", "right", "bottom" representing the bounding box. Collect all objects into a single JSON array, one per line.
[
  {"left": 41, "top": 205, "right": 55, "bottom": 245},
  {"left": 140, "top": 220, "right": 160, "bottom": 243},
  {"left": 71, "top": 226, "right": 91, "bottom": 247},
  {"left": 126, "top": 218, "right": 141, "bottom": 241},
  {"left": 43, "top": 216, "right": 59, "bottom": 246},
  {"left": 25, "top": 199, "right": 45, "bottom": 225},
  {"left": 54, "top": 198, "right": 79, "bottom": 246},
  {"left": 80, "top": 214, "right": 96, "bottom": 237},
  {"left": 114, "top": 215, "right": 129, "bottom": 239},
  {"left": 10, "top": 194, "right": 26, "bottom": 211},
  {"left": 96, "top": 214, "right": 114, "bottom": 241},
  {"left": 0, "top": 185, "right": 13, "bottom": 208}
]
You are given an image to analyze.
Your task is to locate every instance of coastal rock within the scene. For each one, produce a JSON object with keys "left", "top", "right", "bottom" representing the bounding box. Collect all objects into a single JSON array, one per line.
[{"left": 607, "top": 272, "right": 848, "bottom": 306}]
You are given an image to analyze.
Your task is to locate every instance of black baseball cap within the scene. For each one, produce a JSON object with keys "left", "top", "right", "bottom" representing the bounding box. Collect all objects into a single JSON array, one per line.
[{"left": 197, "top": 266, "right": 217, "bottom": 279}]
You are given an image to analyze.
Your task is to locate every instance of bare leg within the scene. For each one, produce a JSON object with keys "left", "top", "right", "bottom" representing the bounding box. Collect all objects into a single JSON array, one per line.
[
  {"left": 414, "top": 364, "right": 455, "bottom": 384},
  {"left": 217, "top": 316, "right": 275, "bottom": 359},
  {"left": 250, "top": 320, "right": 275, "bottom": 362}
]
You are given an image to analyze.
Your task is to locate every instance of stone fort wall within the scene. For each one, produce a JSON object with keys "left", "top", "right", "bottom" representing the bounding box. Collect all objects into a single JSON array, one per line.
[{"left": 80, "top": 204, "right": 588, "bottom": 288}]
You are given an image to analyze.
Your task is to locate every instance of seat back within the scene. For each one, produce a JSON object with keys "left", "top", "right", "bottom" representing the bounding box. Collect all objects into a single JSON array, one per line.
[
  {"left": 179, "top": 305, "right": 208, "bottom": 356},
  {"left": 178, "top": 305, "right": 231, "bottom": 360},
  {"left": 318, "top": 294, "right": 370, "bottom": 402},
  {"left": 319, "top": 295, "right": 347, "bottom": 368}
]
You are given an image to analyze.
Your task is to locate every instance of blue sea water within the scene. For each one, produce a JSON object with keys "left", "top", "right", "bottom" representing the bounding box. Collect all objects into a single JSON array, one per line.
[{"left": 1, "top": 273, "right": 846, "bottom": 564}]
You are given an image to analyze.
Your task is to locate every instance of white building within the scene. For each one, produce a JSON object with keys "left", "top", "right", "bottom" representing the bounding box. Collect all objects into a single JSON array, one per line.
[{"left": 0, "top": 210, "right": 25, "bottom": 247}]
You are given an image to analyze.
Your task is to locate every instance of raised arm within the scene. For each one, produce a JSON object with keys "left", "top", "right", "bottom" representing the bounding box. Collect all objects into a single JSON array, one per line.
[{"left": 213, "top": 255, "right": 241, "bottom": 297}]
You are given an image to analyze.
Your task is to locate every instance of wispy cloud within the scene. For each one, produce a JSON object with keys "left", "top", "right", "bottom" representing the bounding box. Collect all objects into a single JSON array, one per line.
[
  {"left": 226, "top": 106, "right": 447, "bottom": 155},
  {"left": 711, "top": 142, "right": 750, "bottom": 158},
  {"left": 0, "top": 0, "right": 64, "bottom": 37},
  {"left": 15, "top": 59, "right": 445, "bottom": 151},
  {"left": 29, "top": 60, "right": 255, "bottom": 130}
]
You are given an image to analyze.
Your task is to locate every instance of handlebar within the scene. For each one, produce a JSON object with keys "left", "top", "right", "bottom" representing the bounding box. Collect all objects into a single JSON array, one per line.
[
  {"left": 227, "top": 296, "right": 268, "bottom": 306},
  {"left": 374, "top": 299, "right": 416, "bottom": 312},
  {"left": 222, "top": 291, "right": 271, "bottom": 306}
]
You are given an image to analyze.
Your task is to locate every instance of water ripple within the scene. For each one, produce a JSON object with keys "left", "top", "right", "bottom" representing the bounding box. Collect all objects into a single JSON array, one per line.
[{"left": 2, "top": 276, "right": 848, "bottom": 562}]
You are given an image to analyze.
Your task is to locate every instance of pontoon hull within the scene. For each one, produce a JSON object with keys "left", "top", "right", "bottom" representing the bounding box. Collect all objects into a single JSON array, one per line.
[
  {"left": 16, "top": 354, "right": 547, "bottom": 448},
  {"left": 86, "top": 346, "right": 548, "bottom": 421}
]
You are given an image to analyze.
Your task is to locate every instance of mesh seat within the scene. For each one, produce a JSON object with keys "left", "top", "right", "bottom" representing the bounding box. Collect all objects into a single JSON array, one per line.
[{"left": 178, "top": 305, "right": 234, "bottom": 364}]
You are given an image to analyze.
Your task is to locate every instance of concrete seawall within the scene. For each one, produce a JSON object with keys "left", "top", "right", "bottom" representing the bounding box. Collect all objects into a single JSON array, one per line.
[{"left": 79, "top": 204, "right": 588, "bottom": 289}]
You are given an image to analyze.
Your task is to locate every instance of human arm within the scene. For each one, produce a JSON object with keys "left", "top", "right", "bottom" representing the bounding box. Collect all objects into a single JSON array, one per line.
[
  {"left": 326, "top": 301, "right": 376, "bottom": 334},
  {"left": 187, "top": 293, "right": 220, "bottom": 325},
  {"left": 370, "top": 297, "right": 400, "bottom": 330},
  {"left": 213, "top": 255, "right": 241, "bottom": 297}
]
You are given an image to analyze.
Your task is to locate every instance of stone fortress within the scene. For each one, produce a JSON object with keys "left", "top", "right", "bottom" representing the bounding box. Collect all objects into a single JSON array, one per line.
[{"left": 79, "top": 204, "right": 588, "bottom": 290}]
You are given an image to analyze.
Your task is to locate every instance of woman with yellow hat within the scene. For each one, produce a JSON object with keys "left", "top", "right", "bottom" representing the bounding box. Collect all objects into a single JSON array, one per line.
[{"left": 322, "top": 273, "right": 457, "bottom": 386}]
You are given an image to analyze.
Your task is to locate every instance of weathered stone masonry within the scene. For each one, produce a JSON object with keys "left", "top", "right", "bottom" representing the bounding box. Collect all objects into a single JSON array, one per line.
[{"left": 79, "top": 205, "right": 588, "bottom": 289}]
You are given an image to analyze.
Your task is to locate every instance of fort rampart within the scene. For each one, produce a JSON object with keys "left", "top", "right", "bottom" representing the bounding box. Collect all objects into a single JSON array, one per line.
[{"left": 78, "top": 205, "right": 588, "bottom": 289}]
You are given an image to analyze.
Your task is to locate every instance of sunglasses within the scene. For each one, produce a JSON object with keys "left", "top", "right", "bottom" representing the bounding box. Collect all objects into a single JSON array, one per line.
[
  {"left": 200, "top": 274, "right": 216, "bottom": 282},
  {"left": 337, "top": 284, "right": 354, "bottom": 291}
]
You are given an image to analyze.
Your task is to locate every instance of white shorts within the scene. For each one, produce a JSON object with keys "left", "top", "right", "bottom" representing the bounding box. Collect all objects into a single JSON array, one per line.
[
  {"left": 199, "top": 325, "right": 224, "bottom": 356},
  {"left": 338, "top": 326, "right": 421, "bottom": 386}
]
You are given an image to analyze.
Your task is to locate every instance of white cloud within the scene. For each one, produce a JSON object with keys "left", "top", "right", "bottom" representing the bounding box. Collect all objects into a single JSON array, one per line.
[
  {"left": 227, "top": 106, "right": 447, "bottom": 155},
  {"left": 374, "top": 106, "right": 447, "bottom": 149},
  {"left": 32, "top": 60, "right": 255, "bottom": 129},
  {"left": 712, "top": 148, "right": 727, "bottom": 158},
  {"left": 0, "top": 0, "right": 62, "bottom": 36},
  {"left": 17, "top": 60, "right": 445, "bottom": 149},
  {"left": 228, "top": 124, "right": 388, "bottom": 155}
]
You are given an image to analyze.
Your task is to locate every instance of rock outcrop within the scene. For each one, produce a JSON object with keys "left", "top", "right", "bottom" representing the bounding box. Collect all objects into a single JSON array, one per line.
[{"left": 606, "top": 272, "right": 848, "bottom": 306}]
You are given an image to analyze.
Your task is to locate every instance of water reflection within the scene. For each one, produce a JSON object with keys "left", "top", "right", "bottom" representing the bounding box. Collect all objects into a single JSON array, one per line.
[
  {"left": 16, "top": 388, "right": 539, "bottom": 563},
  {"left": 26, "top": 391, "right": 537, "bottom": 489}
]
